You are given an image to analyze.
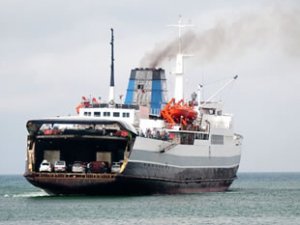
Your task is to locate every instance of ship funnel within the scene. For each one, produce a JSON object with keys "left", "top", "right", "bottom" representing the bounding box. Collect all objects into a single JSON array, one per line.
[
  {"left": 124, "top": 68, "right": 167, "bottom": 116},
  {"left": 108, "top": 28, "right": 115, "bottom": 104}
]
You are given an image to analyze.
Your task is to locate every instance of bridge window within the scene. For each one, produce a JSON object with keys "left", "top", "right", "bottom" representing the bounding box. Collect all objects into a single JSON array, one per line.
[
  {"left": 122, "top": 112, "right": 130, "bottom": 118},
  {"left": 103, "top": 112, "right": 111, "bottom": 117},
  {"left": 195, "top": 133, "right": 209, "bottom": 140},
  {"left": 94, "top": 112, "right": 101, "bottom": 117},
  {"left": 84, "top": 112, "right": 91, "bottom": 116},
  {"left": 113, "top": 112, "right": 120, "bottom": 117},
  {"left": 179, "top": 133, "right": 194, "bottom": 145}
]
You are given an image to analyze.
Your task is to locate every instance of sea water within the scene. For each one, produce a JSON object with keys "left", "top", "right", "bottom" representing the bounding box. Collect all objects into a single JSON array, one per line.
[{"left": 0, "top": 173, "right": 299, "bottom": 225}]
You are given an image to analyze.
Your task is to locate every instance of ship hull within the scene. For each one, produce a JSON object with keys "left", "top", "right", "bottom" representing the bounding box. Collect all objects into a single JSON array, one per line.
[
  {"left": 24, "top": 120, "right": 242, "bottom": 195},
  {"left": 24, "top": 165, "right": 238, "bottom": 195}
]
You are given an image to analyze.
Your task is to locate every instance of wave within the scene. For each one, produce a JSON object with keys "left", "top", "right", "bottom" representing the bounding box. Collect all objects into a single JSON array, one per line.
[{"left": 2, "top": 191, "right": 49, "bottom": 198}]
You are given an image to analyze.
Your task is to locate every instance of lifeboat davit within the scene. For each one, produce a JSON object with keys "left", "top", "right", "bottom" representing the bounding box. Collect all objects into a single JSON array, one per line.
[
  {"left": 160, "top": 98, "right": 197, "bottom": 126},
  {"left": 75, "top": 96, "right": 95, "bottom": 114}
]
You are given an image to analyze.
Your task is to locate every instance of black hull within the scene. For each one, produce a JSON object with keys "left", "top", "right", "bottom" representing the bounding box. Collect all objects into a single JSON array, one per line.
[{"left": 24, "top": 165, "right": 238, "bottom": 195}]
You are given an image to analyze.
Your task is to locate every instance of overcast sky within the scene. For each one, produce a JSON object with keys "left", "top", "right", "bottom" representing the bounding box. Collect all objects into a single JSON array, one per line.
[{"left": 0, "top": 0, "right": 299, "bottom": 174}]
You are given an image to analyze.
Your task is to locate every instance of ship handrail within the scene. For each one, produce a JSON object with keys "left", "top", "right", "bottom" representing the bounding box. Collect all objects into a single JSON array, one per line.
[
  {"left": 36, "top": 134, "right": 128, "bottom": 140},
  {"left": 27, "top": 118, "right": 138, "bottom": 136},
  {"left": 166, "top": 129, "right": 209, "bottom": 134},
  {"left": 27, "top": 172, "right": 117, "bottom": 179},
  {"left": 83, "top": 103, "right": 139, "bottom": 110}
]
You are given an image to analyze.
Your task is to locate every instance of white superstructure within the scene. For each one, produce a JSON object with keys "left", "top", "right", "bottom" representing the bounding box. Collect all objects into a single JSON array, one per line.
[{"left": 79, "top": 105, "right": 137, "bottom": 126}]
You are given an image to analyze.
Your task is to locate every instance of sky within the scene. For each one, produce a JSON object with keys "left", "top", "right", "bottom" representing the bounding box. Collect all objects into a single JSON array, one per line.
[{"left": 0, "top": 0, "right": 299, "bottom": 174}]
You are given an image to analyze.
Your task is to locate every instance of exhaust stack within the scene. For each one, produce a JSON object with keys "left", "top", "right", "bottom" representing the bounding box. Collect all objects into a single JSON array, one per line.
[{"left": 124, "top": 68, "right": 167, "bottom": 116}]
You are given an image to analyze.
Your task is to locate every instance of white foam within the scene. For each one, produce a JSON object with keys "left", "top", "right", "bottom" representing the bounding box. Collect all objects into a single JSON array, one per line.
[{"left": 12, "top": 191, "right": 48, "bottom": 198}]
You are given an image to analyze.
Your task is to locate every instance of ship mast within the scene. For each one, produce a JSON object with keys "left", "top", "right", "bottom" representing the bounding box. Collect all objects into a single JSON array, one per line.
[
  {"left": 108, "top": 28, "right": 115, "bottom": 104},
  {"left": 168, "top": 16, "right": 193, "bottom": 101}
]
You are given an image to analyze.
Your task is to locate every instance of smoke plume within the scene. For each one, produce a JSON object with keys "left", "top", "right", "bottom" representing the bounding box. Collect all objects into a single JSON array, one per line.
[{"left": 140, "top": 6, "right": 300, "bottom": 68}]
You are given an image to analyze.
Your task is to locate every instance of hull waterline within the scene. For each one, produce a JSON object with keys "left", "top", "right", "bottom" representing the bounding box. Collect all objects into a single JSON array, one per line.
[{"left": 24, "top": 165, "right": 238, "bottom": 195}]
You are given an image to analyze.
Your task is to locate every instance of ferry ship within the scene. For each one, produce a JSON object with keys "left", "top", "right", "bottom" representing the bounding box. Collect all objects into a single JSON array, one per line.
[{"left": 24, "top": 24, "right": 243, "bottom": 195}]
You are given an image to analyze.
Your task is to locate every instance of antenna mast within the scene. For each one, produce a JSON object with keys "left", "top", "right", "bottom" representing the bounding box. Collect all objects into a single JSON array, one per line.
[
  {"left": 168, "top": 16, "right": 194, "bottom": 101},
  {"left": 108, "top": 28, "right": 115, "bottom": 104}
]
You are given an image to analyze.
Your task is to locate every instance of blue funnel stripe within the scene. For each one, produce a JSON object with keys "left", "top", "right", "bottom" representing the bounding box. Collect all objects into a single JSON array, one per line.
[
  {"left": 151, "top": 80, "right": 163, "bottom": 115},
  {"left": 125, "top": 79, "right": 135, "bottom": 105}
]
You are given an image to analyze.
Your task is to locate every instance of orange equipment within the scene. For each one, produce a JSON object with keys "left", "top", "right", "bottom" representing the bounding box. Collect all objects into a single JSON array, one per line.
[
  {"left": 75, "top": 96, "right": 91, "bottom": 114},
  {"left": 160, "top": 98, "right": 197, "bottom": 127}
]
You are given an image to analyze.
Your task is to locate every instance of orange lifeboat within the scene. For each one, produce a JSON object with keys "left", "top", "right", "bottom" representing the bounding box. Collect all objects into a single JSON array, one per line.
[
  {"left": 75, "top": 103, "right": 84, "bottom": 114},
  {"left": 75, "top": 96, "right": 91, "bottom": 114},
  {"left": 160, "top": 98, "right": 197, "bottom": 127}
]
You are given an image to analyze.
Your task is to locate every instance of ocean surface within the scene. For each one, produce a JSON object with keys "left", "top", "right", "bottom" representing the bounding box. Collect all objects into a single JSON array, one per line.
[{"left": 0, "top": 173, "right": 299, "bottom": 225}]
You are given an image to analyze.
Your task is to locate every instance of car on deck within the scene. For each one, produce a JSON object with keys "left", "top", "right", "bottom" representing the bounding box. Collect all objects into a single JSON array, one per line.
[
  {"left": 111, "top": 162, "right": 121, "bottom": 173},
  {"left": 87, "top": 161, "right": 109, "bottom": 173},
  {"left": 72, "top": 161, "right": 86, "bottom": 173},
  {"left": 54, "top": 160, "right": 66, "bottom": 172},
  {"left": 39, "top": 160, "right": 52, "bottom": 172}
]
